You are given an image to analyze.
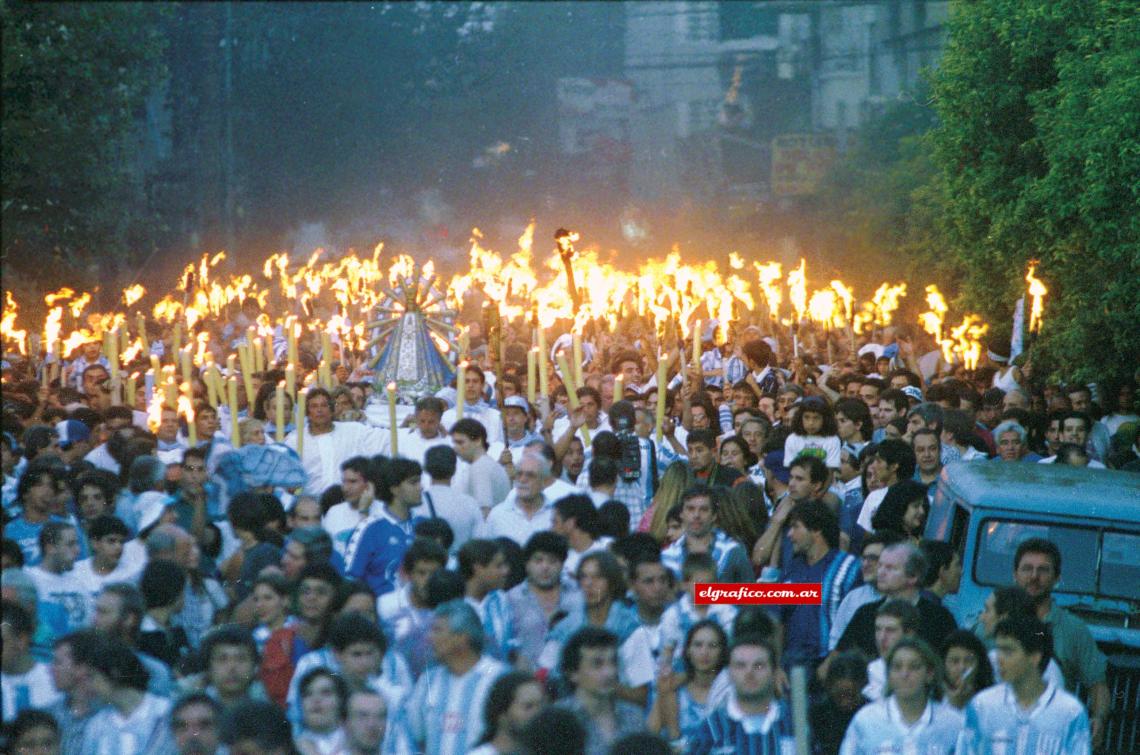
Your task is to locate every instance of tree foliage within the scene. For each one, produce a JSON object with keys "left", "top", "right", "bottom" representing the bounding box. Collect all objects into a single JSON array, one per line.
[
  {"left": 1, "top": 1, "right": 169, "bottom": 284},
  {"left": 930, "top": 0, "right": 1140, "bottom": 382}
]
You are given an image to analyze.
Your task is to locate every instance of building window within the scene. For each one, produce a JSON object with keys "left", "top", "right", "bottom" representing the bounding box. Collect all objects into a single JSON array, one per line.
[{"left": 684, "top": 5, "right": 718, "bottom": 42}]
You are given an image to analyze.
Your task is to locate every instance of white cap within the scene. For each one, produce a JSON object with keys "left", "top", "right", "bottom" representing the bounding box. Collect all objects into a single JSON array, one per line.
[{"left": 136, "top": 491, "right": 174, "bottom": 534}]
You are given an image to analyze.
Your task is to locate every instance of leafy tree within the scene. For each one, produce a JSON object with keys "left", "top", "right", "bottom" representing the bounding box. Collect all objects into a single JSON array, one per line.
[
  {"left": 1, "top": 1, "right": 169, "bottom": 288},
  {"left": 930, "top": 0, "right": 1140, "bottom": 382}
]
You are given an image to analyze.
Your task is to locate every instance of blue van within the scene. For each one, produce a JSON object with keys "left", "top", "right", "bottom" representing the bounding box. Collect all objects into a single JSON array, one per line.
[{"left": 925, "top": 462, "right": 1140, "bottom": 752}]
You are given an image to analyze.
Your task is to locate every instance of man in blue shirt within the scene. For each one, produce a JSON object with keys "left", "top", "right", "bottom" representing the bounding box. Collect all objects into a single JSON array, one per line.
[
  {"left": 3, "top": 460, "right": 67, "bottom": 566},
  {"left": 779, "top": 501, "right": 859, "bottom": 672},
  {"left": 346, "top": 458, "right": 425, "bottom": 597}
]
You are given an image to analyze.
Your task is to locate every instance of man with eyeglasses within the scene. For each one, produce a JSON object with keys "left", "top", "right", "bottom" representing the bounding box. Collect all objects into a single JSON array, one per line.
[
  {"left": 484, "top": 452, "right": 556, "bottom": 546},
  {"left": 172, "top": 447, "right": 221, "bottom": 542},
  {"left": 826, "top": 531, "right": 904, "bottom": 655}
]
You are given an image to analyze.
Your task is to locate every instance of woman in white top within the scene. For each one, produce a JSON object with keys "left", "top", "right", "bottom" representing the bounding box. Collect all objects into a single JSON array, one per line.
[{"left": 840, "top": 638, "right": 964, "bottom": 754}]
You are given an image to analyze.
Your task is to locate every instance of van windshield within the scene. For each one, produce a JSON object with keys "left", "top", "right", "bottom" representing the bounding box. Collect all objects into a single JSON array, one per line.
[{"left": 974, "top": 519, "right": 1140, "bottom": 601}]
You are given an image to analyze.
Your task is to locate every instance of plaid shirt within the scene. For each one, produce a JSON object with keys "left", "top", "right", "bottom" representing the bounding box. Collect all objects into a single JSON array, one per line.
[{"left": 581, "top": 437, "right": 680, "bottom": 531}]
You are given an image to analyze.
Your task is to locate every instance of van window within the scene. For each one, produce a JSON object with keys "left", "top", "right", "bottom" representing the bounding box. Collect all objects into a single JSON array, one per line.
[
  {"left": 950, "top": 504, "right": 969, "bottom": 558},
  {"left": 1101, "top": 532, "right": 1140, "bottom": 601},
  {"left": 974, "top": 519, "right": 1098, "bottom": 594}
]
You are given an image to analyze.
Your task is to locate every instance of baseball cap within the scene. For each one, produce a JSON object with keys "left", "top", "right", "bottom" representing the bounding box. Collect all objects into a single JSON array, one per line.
[
  {"left": 762, "top": 450, "right": 790, "bottom": 484},
  {"left": 56, "top": 420, "right": 92, "bottom": 450},
  {"left": 901, "top": 386, "right": 924, "bottom": 403},
  {"left": 136, "top": 491, "right": 175, "bottom": 535},
  {"left": 503, "top": 396, "right": 530, "bottom": 413}
]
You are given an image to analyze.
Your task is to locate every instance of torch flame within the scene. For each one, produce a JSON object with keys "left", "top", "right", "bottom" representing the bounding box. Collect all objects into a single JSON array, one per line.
[
  {"left": 2, "top": 292, "right": 28, "bottom": 355},
  {"left": 871, "top": 283, "right": 907, "bottom": 326},
  {"left": 942, "top": 314, "right": 989, "bottom": 371},
  {"left": 755, "top": 262, "right": 782, "bottom": 319},
  {"left": 919, "top": 285, "right": 948, "bottom": 342},
  {"left": 67, "top": 293, "right": 91, "bottom": 319},
  {"left": 122, "top": 284, "right": 146, "bottom": 308},
  {"left": 787, "top": 259, "right": 807, "bottom": 323},
  {"left": 830, "top": 281, "right": 854, "bottom": 326},
  {"left": 1025, "top": 262, "right": 1047, "bottom": 334},
  {"left": 147, "top": 384, "right": 166, "bottom": 433}
]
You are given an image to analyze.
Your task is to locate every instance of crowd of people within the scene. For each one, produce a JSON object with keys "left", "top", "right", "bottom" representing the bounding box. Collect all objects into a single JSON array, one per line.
[{"left": 2, "top": 307, "right": 1137, "bottom": 755}]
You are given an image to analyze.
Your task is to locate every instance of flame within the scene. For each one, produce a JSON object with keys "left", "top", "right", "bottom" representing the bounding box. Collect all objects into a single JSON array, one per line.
[
  {"left": 178, "top": 388, "right": 195, "bottom": 427},
  {"left": 195, "top": 331, "right": 211, "bottom": 364},
  {"left": 787, "top": 259, "right": 807, "bottom": 322},
  {"left": 919, "top": 284, "right": 948, "bottom": 342},
  {"left": 44, "top": 307, "right": 64, "bottom": 352},
  {"left": 755, "top": 262, "right": 783, "bottom": 318},
  {"left": 830, "top": 281, "right": 854, "bottom": 327},
  {"left": 1025, "top": 262, "right": 1047, "bottom": 334},
  {"left": 68, "top": 293, "right": 91, "bottom": 319},
  {"left": 121, "top": 338, "right": 144, "bottom": 366},
  {"left": 808, "top": 288, "right": 837, "bottom": 326},
  {"left": 1, "top": 292, "right": 28, "bottom": 354},
  {"left": 122, "top": 284, "right": 146, "bottom": 308},
  {"left": 518, "top": 220, "right": 535, "bottom": 260},
  {"left": 871, "top": 282, "right": 907, "bottom": 326},
  {"left": 942, "top": 314, "right": 989, "bottom": 370},
  {"left": 147, "top": 383, "right": 166, "bottom": 432},
  {"left": 44, "top": 288, "right": 76, "bottom": 307}
]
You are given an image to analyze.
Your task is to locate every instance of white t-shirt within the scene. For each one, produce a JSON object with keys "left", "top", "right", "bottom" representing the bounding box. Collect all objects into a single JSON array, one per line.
[
  {"left": 72, "top": 555, "right": 144, "bottom": 600},
  {"left": 856, "top": 487, "right": 890, "bottom": 533},
  {"left": 25, "top": 565, "right": 94, "bottom": 633},
  {"left": 784, "top": 433, "right": 842, "bottom": 469},
  {"left": 412, "top": 484, "right": 485, "bottom": 554}
]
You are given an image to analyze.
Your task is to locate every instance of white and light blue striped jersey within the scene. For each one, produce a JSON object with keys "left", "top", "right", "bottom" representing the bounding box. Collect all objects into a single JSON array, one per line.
[
  {"left": 465, "top": 590, "right": 517, "bottom": 662},
  {"left": 78, "top": 692, "right": 173, "bottom": 755},
  {"left": 839, "top": 696, "right": 963, "bottom": 754},
  {"left": 957, "top": 681, "right": 1091, "bottom": 755},
  {"left": 403, "top": 655, "right": 507, "bottom": 755}
]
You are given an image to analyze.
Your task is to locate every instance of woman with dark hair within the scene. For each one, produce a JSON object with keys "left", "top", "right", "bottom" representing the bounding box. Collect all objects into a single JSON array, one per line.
[
  {"left": 840, "top": 638, "right": 963, "bottom": 754},
  {"left": 718, "top": 435, "right": 758, "bottom": 478},
  {"left": 648, "top": 618, "right": 729, "bottom": 746},
  {"left": 686, "top": 391, "right": 721, "bottom": 435},
  {"left": 252, "top": 381, "right": 292, "bottom": 430},
  {"left": 296, "top": 667, "right": 349, "bottom": 754},
  {"left": 941, "top": 629, "right": 995, "bottom": 710},
  {"left": 869, "top": 480, "right": 929, "bottom": 542}
]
